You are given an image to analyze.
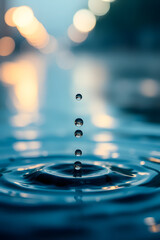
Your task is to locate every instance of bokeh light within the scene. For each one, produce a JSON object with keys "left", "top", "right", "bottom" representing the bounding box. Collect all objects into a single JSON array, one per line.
[
  {"left": 4, "top": 7, "right": 17, "bottom": 27},
  {"left": 13, "top": 6, "right": 34, "bottom": 28},
  {"left": 17, "top": 17, "right": 40, "bottom": 37},
  {"left": 88, "top": 0, "right": 110, "bottom": 16},
  {"left": 6, "top": 6, "right": 52, "bottom": 51},
  {"left": 40, "top": 36, "right": 58, "bottom": 54},
  {"left": 93, "top": 133, "right": 113, "bottom": 142},
  {"left": 73, "top": 9, "right": 96, "bottom": 33},
  {"left": 92, "top": 114, "right": 116, "bottom": 128},
  {"left": 140, "top": 79, "right": 158, "bottom": 97},
  {"left": 0, "top": 37, "right": 15, "bottom": 56},
  {"left": 68, "top": 24, "right": 88, "bottom": 43}
]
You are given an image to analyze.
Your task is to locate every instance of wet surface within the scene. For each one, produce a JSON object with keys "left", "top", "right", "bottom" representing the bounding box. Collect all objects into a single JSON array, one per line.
[{"left": 0, "top": 52, "right": 160, "bottom": 240}]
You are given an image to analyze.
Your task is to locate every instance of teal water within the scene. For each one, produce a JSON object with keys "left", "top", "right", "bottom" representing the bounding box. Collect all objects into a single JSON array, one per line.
[{"left": 0, "top": 52, "right": 159, "bottom": 240}]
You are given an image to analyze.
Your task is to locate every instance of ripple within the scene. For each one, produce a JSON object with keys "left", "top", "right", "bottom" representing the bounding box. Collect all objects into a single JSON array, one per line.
[{"left": 0, "top": 155, "right": 155, "bottom": 206}]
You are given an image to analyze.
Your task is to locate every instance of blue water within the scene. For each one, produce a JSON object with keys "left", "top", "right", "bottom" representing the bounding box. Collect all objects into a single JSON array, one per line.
[{"left": 0, "top": 52, "right": 160, "bottom": 240}]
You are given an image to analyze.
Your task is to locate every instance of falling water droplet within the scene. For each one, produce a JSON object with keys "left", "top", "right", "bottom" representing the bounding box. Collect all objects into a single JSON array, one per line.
[
  {"left": 74, "top": 161, "right": 82, "bottom": 171},
  {"left": 75, "top": 149, "right": 82, "bottom": 156},
  {"left": 75, "top": 118, "right": 83, "bottom": 127},
  {"left": 75, "top": 130, "right": 83, "bottom": 138},
  {"left": 76, "top": 94, "right": 82, "bottom": 101}
]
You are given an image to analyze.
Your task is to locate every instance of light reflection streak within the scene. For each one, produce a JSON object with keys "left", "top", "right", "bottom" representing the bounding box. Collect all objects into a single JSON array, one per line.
[
  {"left": 92, "top": 114, "right": 116, "bottom": 128},
  {"left": 102, "top": 186, "right": 119, "bottom": 190},
  {"left": 10, "top": 113, "right": 38, "bottom": 127},
  {"left": 148, "top": 157, "right": 160, "bottom": 164},
  {"left": 94, "top": 143, "right": 118, "bottom": 157},
  {"left": 93, "top": 133, "right": 113, "bottom": 142},
  {"left": 13, "top": 141, "right": 41, "bottom": 152},
  {"left": 17, "top": 164, "right": 44, "bottom": 171},
  {"left": 13, "top": 130, "right": 38, "bottom": 140},
  {"left": 0, "top": 60, "right": 38, "bottom": 112}
]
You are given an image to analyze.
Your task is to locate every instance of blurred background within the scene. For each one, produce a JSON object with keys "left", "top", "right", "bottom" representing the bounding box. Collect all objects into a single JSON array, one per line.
[
  {"left": 0, "top": 0, "right": 159, "bottom": 157},
  {"left": 0, "top": 1, "right": 160, "bottom": 239},
  {"left": 0, "top": 0, "right": 159, "bottom": 120},
  {"left": 0, "top": 0, "right": 160, "bottom": 116}
]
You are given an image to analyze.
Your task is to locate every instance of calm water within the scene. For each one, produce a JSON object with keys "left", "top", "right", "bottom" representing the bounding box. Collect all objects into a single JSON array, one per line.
[{"left": 0, "top": 52, "right": 160, "bottom": 240}]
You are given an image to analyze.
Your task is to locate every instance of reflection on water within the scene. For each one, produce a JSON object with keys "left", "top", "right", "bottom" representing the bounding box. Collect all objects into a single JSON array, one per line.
[{"left": 0, "top": 51, "right": 159, "bottom": 240}]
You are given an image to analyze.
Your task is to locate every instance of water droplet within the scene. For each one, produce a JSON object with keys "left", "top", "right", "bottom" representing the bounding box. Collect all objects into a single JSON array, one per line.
[
  {"left": 74, "top": 161, "right": 82, "bottom": 171},
  {"left": 75, "top": 149, "right": 82, "bottom": 156},
  {"left": 75, "top": 118, "right": 83, "bottom": 127},
  {"left": 75, "top": 130, "right": 83, "bottom": 138},
  {"left": 76, "top": 94, "right": 82, "bottom": 101}
]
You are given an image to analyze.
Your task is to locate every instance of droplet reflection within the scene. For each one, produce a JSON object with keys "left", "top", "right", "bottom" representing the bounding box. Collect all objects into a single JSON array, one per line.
[
  {"left": 74, "top": 130, "right": 83, "bottom": 138},
  {"left": 75, "top": 149, "right": 82, "bottom": 156},
  {"left": 74, "top": 161, "right": 82, "bottom": 171},
  {"left": 75, "top": 118, "right": 83, "bottom": 127},
  {"left": 75, "top": 94, "right": 82, "bottom": 101}
]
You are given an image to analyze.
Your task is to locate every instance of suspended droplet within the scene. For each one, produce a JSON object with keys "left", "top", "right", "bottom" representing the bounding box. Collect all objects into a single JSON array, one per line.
[
  {"left": 75, "top": 149, "right": 82, "bottom": 156},
  {"left": 75, "top": 130, "right": 83, "bottom": 138},
  {"left": 75, "top": 118, "right": 83, "bottom": 127},
  {"left": 76, "top": 94, "right": 82, "bottom": 101},
  {"left": 74, "top": 161, "right": 82, "bottom": 171}
]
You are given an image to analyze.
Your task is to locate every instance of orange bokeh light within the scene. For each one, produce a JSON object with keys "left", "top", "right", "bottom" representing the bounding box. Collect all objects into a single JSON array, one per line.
[
  {"left": 5, "top": 7, "right": 17, "bottom": 27},
  {"left": 0, "top": 37, "right": 15, "bottom": 56}
]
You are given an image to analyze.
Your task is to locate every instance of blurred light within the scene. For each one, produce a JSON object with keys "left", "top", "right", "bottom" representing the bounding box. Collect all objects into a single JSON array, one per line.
[
  {"left": 13, "top": 6, "right": 34, "bottom": 28},
  {"left": 88, "top": 0, "right": 110, "bottom": 16},
  {"left": 0, "top": 60, "right": 38, "bottom": 112},
  {"left": 112, "top": 153, "right": 119, "bottom": 158},
  {"left": 140, "top": 79, "right": 158, "bottom": 97},
  {"left": 13, "top": 141, "right": 41, "bottom": 152},
  {"left": 26, "top": 23, "right": 50, "bottom": 49},
  {"left": 40, "top": 36, "right": 58, "bottom": 54},
  {"left": 148, "top": 157, "right": 160, "bottom": 164},
  {"left": 0, "top": 62, "right": 20, "bottom": 85},
  {"left": 8, "top": 6, "right": 51, "bottom": 50},
  {"left": 14, "top": 130, "right": 38, "bottom": 140},
  {"left": 11, "top": 114, "right": 34, "bottom": 127},
  {"left": 144, "top": 217, "right": 160, "bottom": 233},
  {"left": 94, "top": 143, "right": 117, "bottom": 157},
  {"left": 73, "top": 60, "right": 106, "bottom": 89},
  {"left": 73, "top": 9, "right": 96, "bottom": 33},
  {"left": 150, "top": 225, "right": 160, "bottom": 233},
  {"left": 138, "top": 172, "right": 149, "bottom": 176},
  {"left": 102, "top": 186, "right": 119, "bottom": 190},
  {"left": 17, "top": 17, "right": 50, "bottom": 49},
  {"left": 17, "top": 17, "right": 40, "bottom": 37},
  {"left": 5, "top": 7, "right": 17, "bottom": 27},
  {"left": 93, "top": 133, "right": 113, "bottom": 142},
  {"left": 14, "top": 63, "right": 38, "bottom": 112},
  {"left": 0, "top": 37, "right": 15, "bottom": 56},
  {"left": 92, "top": 114, "right": 116, "bottom": 128},
  {"left": 140, "top": 161, "right": 145, "bottom": 165},
  {"left": 68, "top": 24, "right": 88, "bottom": 43}
]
